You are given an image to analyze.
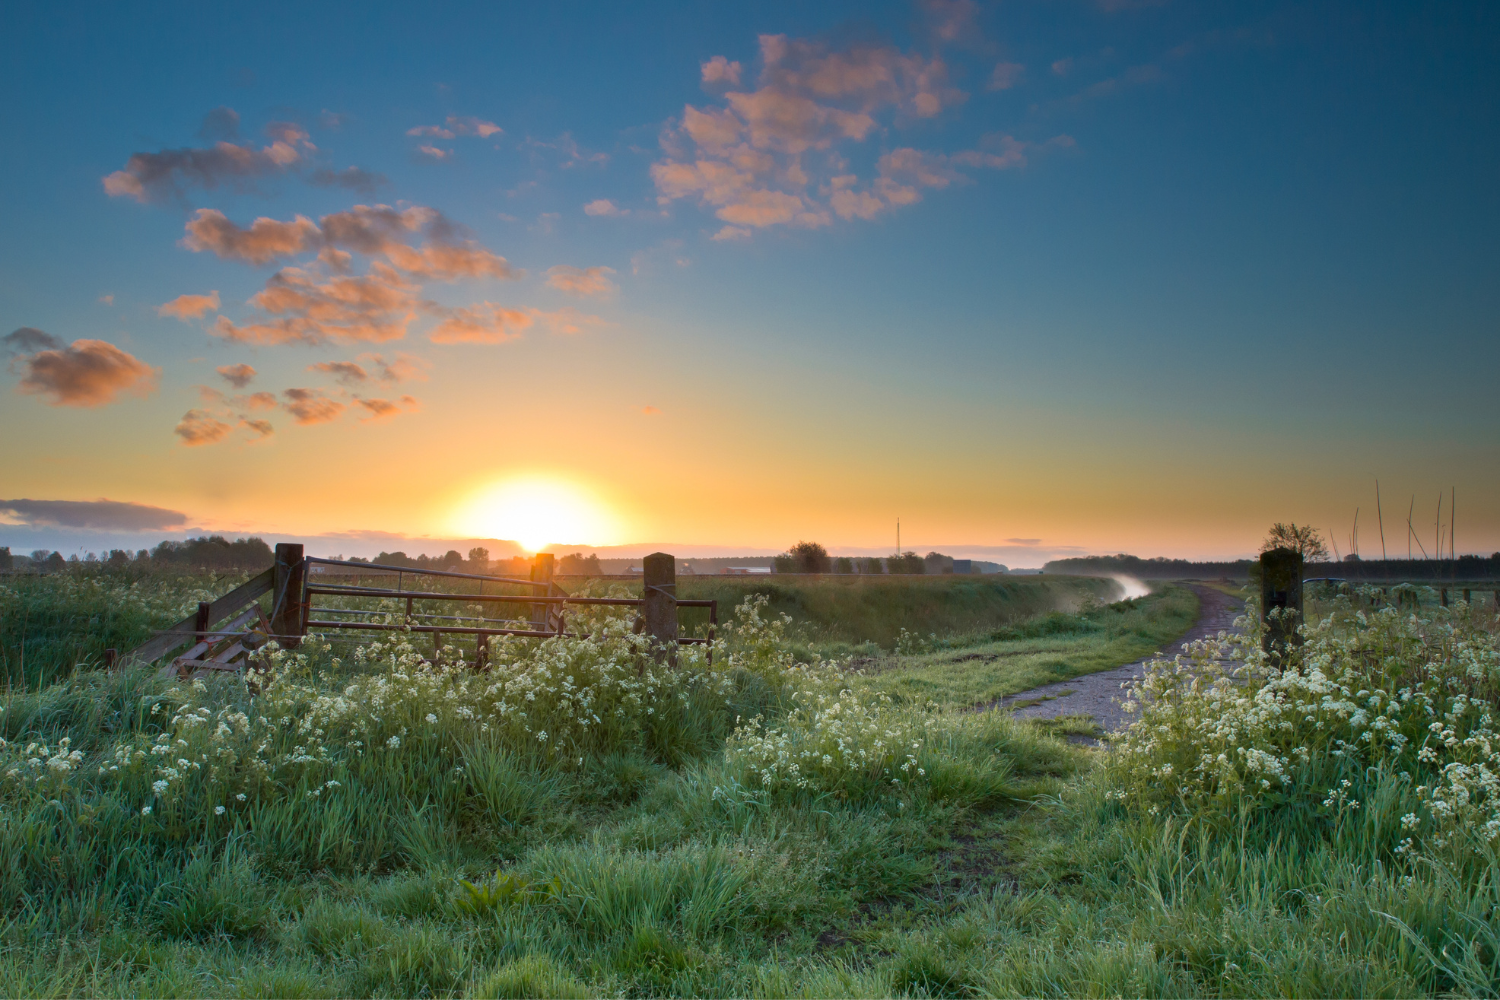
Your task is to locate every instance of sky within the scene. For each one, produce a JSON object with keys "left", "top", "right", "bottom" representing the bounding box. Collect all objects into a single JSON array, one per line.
[{"left": 2, "top": 0, "right": 1498, "bottom": 565}]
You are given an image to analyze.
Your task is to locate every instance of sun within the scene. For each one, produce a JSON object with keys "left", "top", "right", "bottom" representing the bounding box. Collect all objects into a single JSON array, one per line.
[{"left": 455, "top": 477, "right": 616, "bottom": 553}]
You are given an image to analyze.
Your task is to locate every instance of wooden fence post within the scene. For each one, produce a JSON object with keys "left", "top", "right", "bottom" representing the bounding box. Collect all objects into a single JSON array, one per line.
[
  {"left": 1260, "top": 548, "right": 1303, "bottom": 660},
  {"left": 271, "top": 543, "right": 306, "bottom": 648},
  {"left": 194, "top": 600, "right": 212, "bottom": 646},
  {"left": 642, "top": 552, "right": 677, "bottom": 663},
  {"left": 531, "top": 554, "right": 555, "bottom": 631}
]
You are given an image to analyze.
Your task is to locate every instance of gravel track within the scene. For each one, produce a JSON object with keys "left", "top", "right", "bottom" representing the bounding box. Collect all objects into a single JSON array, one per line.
[{"left": 990, "top": 584, "right": 1244, "bottom": 734}]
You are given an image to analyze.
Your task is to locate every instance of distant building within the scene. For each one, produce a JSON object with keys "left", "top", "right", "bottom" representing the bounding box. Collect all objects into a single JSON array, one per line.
[
  {"left": 723, "top": 566, "right": 772, "bottom": 575},
  {"left": 951, "top": 559, "right": 974, "bottom": 574}
]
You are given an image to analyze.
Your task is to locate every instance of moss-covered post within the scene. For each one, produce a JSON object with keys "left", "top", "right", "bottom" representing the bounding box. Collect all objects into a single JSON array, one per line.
[
  {"left": 642, "top": 552, "right": 677, "bottom": 664},
  {"left": 1260, "top": 548, "right": 1303, "bottom": 659}
]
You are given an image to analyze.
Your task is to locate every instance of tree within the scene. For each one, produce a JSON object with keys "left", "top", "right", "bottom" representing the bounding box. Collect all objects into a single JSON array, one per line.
[
  {"left": 45, "top": 552, "right": 65, "bottom": 572},
  {"left": 860, "top": 556, "right": 885, "bottom": 574},
  {"left": 1262, "top": 523, "right": 1330, "bottom": 562},
  {"left": 924, "top": 551, "right": 953, "bottom": 574},
  {"left": 107, "top": 549, "right": 130, "bottom": 566},
  {"left": 888, "top": 551, "right": 925, "bottom": 574},
  {"left": 0, "top": 547, "right": 10, "bottom": 571},
  {"left": 788, "top": 541, "right": 831, "bottom": 574},
  {"left": 834, "top": 556, "right": 853, "bottom": 574},
  {"left": 468, "top": 547, "right": 490, "bottom": 571},
  {"left": 559, "top": 552, "right": 602, "bottom": 575}
]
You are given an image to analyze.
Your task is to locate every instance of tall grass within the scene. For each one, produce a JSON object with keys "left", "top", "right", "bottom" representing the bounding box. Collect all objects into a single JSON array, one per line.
[{"left": 0, "top": 571, "right": 1494, "bottom": 996}]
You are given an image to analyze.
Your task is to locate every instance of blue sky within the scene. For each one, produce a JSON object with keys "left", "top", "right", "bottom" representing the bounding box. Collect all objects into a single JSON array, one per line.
[{"left": 2, "top": 0, "right": 1497, "bottom": 562}]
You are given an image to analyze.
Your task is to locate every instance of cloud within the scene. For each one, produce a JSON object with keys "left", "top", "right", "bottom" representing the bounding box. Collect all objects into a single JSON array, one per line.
[
  {"left": 216, "top": 362, "right": 256, "bottom": 388},
  {"left": 638, "top": 405, "right": 661, "bottom": 415},
  {"left": 174, "top": 409, "right": 233, "bottom": 446},
  {"left": 309, "top": 166, "right": 388, "bottom": 193},
  {"left": 532, "top": 307, "right": 606, "bottom": 336},
  {"left": 197, "top": 106, "right": 241, "bottom": 141},
  {"left": 282, "top": 387, "right": 346, "bottom": 425},
  {"left": 525, "top": 133, "right": 608, "bottom": 169},
  {"left": 12, "top": 338, "right": 158, "bottom": 407},
  {"left": 428, "top": 303, "right": 533, "bottom": 344},
  {"left": 583, "top": 199, "right": 623, "bottom": 216},
  {"left": 354, "top": 394, "right": 420, "bottom": 420},
  {"left": 701, "top": 56, "right": 742, "bottom": 86},
  {"left": 184, "top": 204, "right": 519, "bottom": 281},
  {"left": 711, "top": 225, "right": 752, "bottom": 241},
  {"left": 213, "top": 262, "right": 419, "bottom": 346},
  {"left": 920, "top": 0, "right": 981, "bottom": 44},
  {"left": 158, "top": 290, "right": 221, "bottom": 320},
  {"left": 988, "top": 62, "right": 1024, "bottom": 90},
  {"left": 1051, "top": 58, "right": 1073, "bottom": 76},
  {"left": 654, "top": 30, "right": 971, "bottom": 235},
  {"left": 4, "top": 327, "right": 62, "bottom": 356},
  {"left": 1006, "top": 537, "right": 1041, "bottom": 545},
  {"left": 0, "top": 498, "right": 187, "bottom": 531},
  {"left": 407, "top": 116, "right": 501, "bottom": 141},
  {"left": 361, "top": 351, "right": 431, "bottom": 383},
  {"left": 417, "top": 144, "right": 451, "bottom": 160},
  {"left": 240, "top": 391, "right": 277, "bottom": 411},
  {"left": 309, "top": 360, "right": 369, "bottom": 384},
  {"left": 240, "top": 418, "right": 274, "bottom": 438},
  {"left": 99, "top": 294, "right": 114, "bottom": 306},
  {"left": 183, "top": 208, "right": 321, "bottom": 264},
  {"left": 545, "top": 265, "right": 617, "bottom": 299},
  {"left": 103, "top": 123, "right": 314, "bottom": 203}
]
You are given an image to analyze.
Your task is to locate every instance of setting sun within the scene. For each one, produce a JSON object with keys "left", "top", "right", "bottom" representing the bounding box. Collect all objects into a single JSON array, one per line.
[{"left": 455, "top": 477, "right": 616, "bottom": 552}]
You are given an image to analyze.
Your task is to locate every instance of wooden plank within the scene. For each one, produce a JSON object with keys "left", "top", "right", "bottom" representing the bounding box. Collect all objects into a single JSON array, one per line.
[
  {"left": 167, "top": 606, "right": 264, "bottom": 669},
  {"left": 126, "top": 567, "right": 274, "bottom": 666}
]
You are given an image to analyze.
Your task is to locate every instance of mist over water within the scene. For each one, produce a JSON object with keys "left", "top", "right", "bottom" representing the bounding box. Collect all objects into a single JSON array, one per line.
[{"left": 1111, "top": 574, "right": 1151, "bottom": 600}]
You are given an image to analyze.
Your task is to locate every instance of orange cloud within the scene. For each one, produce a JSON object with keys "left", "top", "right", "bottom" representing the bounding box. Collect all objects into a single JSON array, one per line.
[
  {"left": 428, "top": 303, "right": 533, "bottom": 344},
  {"left": 185, "top": 204, "right": 519, "bottom": 283},
  {"left": 158, "top": 290, "right": 221, "bottom": 320},
  {"left": 13, "top": 338, "right": 158, "bottom": 407},
  {"left": 533, "top": 307, "right": 606, "bottom": 336},
  {"left": 360, "top": 351, "right": 431, "bottom": 383},
  {"left": 213, "top": 263, "right": 419, "bottom": 345},
  {"left": 309, "top": 360, "right": 369, "bottom": 384},
  {"left": 652, "top": 30, "right": 1000, "bottom": 236},
  {"left": 183, "top": 209, "right": 320, "bottom": 264},
  {"left": 240, "top": 418, "right": 275, "bottom": 438},
  {"left": 240, "top": 391, "right": 277, "bottom": 411},
  {"left": 545, "top": 265, "right": 617, "bottom": 299},
  {"left": 354, "top": 394, "right": 420, "bottom": 421},
  {"left": 174, "top": 409, "right": 233, "bottom": 446},
  {"left": 282, "top": 387, "right": 346, "bottom": 425},
  {"left": 216, "top": 362, "right": 256, "bottom": 388}
]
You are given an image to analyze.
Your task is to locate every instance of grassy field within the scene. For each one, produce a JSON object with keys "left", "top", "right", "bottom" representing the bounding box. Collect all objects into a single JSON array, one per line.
[{"left": 0, "top": 568, "right": 1496, "bottom": 997}]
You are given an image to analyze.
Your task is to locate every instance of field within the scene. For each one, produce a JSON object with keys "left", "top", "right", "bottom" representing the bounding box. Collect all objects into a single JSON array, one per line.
[{"left": 0, "top": 566, "right": 1497, "bottom": 997}]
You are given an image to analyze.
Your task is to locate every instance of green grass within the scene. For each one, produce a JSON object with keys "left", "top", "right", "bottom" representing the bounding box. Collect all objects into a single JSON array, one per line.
[
  {"left": 671, "top": 573, "right": 1122, "bottom": 655},
  {"left": 870, "top": 585, "right": 1199, "bottom": 709},
  {"left": 0, "top": 568, "right": 1494, "bottom": 997}
]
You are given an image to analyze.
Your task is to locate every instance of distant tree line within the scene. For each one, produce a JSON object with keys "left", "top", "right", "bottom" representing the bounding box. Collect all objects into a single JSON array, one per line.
[
  {"left": 769, "top": 542, "right": 992, "bottom": 575},
  {"left": 4, "top": 536, "right": 274, "bottom": 573}
]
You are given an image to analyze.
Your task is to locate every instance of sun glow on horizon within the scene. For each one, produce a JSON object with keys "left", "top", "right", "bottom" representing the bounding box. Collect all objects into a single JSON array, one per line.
[{"left": 455, "top": 477, "right": 618, "bottom": 553}]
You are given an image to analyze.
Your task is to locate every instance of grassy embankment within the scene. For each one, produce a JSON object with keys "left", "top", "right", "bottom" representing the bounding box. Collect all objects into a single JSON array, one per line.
[{"left": 1, "top": 569, "right": 1496, "bottom": 997}]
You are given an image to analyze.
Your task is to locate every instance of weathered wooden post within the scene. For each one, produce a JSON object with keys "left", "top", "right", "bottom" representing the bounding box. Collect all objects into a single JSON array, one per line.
[
  {"left": 271, "top": 543, "right": 306, "bottom": 648},
  {"left": 104, "top": 648, "right": 118, "bottom": 670},
  {"left": 531, "top": 553, "right": 555, "bottom": 631},
  {"left": 1441, "top": 588, "right": 1449, "bottom": 607},
  {"left": 194, "top": 600, "right": 212, "bottom": 646},
  {"left": 1463, "top": 588, "right": 1471, "bottom": 604},
  {"left": 1260, "top": 548, "right": 1303, "bottom": 660},
  {"left": 642, "top": 552, "right": 677, "bottom": 663}
]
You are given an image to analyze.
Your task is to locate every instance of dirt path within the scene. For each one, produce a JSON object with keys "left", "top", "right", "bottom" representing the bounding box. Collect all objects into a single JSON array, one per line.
[{"left": 992, "top": 584, "right": 1243, "bottom": 735}]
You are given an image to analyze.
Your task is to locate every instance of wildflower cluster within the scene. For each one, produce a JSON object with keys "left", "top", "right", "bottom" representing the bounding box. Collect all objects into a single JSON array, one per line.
[
  {"left": 1106, "top": 596, "right": 1500, "bottom": 855},
  {"left": 727, "top": 688, "right": 926, "bottom": 793}
]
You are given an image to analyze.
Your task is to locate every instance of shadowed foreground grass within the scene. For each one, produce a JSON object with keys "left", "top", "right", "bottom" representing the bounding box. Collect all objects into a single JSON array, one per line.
[{"left": 0, "top": 580, "right": 1495, "bottom": 997}]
